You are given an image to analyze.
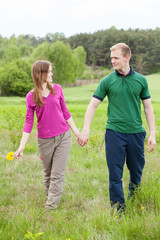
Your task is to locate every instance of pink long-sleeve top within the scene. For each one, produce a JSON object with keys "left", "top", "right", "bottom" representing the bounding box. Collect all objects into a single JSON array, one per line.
[{"left": 23, "top": 84, "right": 71, "bottom": 138}]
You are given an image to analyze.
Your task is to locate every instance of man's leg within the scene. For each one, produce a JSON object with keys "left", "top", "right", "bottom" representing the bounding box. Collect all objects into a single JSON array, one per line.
[
  {"left": 126, "top": 132, "right": 146, "bottom": 198},
  {"left": 105, "top": 129, "right": 127, "bottom": 210}
]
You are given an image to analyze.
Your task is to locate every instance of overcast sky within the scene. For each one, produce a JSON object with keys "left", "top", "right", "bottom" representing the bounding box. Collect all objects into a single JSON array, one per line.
[{"left": 0, "top": 0, "right": 160, "bottom": 38}]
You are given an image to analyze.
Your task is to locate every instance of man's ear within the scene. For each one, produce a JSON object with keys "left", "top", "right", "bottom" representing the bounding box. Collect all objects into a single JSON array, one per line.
[{"left": 126, "top": 54, "right": 130, "bottom": 62}]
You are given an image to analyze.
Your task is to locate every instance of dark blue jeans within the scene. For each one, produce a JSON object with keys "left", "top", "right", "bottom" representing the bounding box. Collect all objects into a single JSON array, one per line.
[{"left": 105, "top": 129, "right": 146, "bottom": 208}]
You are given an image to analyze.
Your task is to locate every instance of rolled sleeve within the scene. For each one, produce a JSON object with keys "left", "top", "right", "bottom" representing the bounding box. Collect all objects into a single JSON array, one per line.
[
  {"left": 93, "top": 76, "right": 109, "bottom": 101},
  {"left": 60, "top": 87, "right": 71, "bottom": 120},
  {"left": 23, "top": 94, "right": 34, "bottom": 133},
  {"left": 140, "top": 76, "right": 150, "bottom": 100}
]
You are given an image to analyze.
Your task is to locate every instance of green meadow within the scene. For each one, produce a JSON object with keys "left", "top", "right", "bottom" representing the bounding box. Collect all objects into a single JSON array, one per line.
[{"left": 0, "top": 73, "right": 160, "bottom": 240}]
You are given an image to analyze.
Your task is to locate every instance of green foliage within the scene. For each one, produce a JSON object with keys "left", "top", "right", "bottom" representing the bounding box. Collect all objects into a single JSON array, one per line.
[
  {"left": 4, "top": 45, "right": 20, "bottom": 62},
  {"left": 24, "top": 231, "right": 44, "bottom": 240},
  {"left": 30, "top": 42, "right": 50, "bottom": 61},
  {"left": 73, "top": 46, "right": 86, "bottom": 78},
  {"left": 49, "top": 41, "right": 79, "bottom": 85},
  {"left": 45, "top": 32, "right": 66, "bottom": 43},
  {"left": 68, "top": 28, "right": 160, "bottom": 74},
  {"left": 19, "top": 44, "right": 33, "bottom": 57},
  {"left": 82, "top": 66, "right": 112, "bottom": 80},
  {"left": 2, "top": 107, "right": 25, "bottom": 150},
  {"left": 0, "top": 73, "right": 160, "bottom": 239},
  {"left": 0, "top": 59, "right": 33, "bottom": 96},
  {"left": 0, "top": 29, "right": 160, "bottom": 96}
]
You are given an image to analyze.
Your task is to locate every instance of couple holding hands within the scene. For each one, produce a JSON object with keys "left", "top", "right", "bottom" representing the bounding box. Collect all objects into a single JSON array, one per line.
[{"left": 15, "top": 43, "right": 156, "bottom": 214}]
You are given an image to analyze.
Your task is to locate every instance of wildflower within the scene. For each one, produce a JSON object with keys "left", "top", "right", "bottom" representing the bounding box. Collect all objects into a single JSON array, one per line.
[
  {"left": 26, "top": 144, "right": 29, "bottom": 147},
  {"left": 6, "top": 151, "right": 14, "bottom": 160},
  {"left": 141, "top": 207, "right": 144, "bottom": 210},
  {"left": 116, "top": 215, "right": 118, "bottom": 219}
]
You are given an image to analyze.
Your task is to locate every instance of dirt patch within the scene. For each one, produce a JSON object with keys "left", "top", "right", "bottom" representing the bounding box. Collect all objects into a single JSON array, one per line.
[{"left": 68, "top": 79, "right": 100, "bottom": 87}]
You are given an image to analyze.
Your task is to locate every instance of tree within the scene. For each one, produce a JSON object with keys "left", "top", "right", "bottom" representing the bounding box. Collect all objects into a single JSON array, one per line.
[
  {"left": 73, "top": 46, "right": 86, "bottom": 78},
  {"left": 30, "top": 42, "right": 50, "bottom": 61},
  {"left": 49, "top": 41, "right": 79, "bottom": 85},
  {"left": 4, "top": 45, "right": 20, "bottom": 62},
  {"left": 45, "top": 32, "right": 66, "bottom": 43},
  {"left": 19, "top": 44, "right": 33, "bottom": 57}
]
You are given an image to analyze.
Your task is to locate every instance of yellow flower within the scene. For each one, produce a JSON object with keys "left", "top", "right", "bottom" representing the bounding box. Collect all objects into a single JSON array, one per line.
[
  {"left": 26, "top": 144, "right": 29, "bottom": 147},
  {"left": 116, "top": 215, "right": 118, "bottom": 219},
  {"left": 6, "top": 151, "right": 14, "bottom": 160},
  {"left": 141, "top": 207, "right": 144, "bottom": 210}
]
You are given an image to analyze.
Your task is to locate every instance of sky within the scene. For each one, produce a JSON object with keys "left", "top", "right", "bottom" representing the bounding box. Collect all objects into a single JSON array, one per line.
[{"left": 0, "top": 0, "right": 160, "bottom": 38}]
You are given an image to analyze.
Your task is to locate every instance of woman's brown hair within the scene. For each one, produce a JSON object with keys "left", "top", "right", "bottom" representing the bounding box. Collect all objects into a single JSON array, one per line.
[{"left": 32, "top": 60, "right": 55, "bottom": 108}]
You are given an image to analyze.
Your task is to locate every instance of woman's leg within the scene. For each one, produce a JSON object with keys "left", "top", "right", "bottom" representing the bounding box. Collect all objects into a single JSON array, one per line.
[
  {"left": 37, "top": 137, "right": 55, "bottom": 196},
  {"left": 46, "top": 130, "right": 71, "bottom": 209}
]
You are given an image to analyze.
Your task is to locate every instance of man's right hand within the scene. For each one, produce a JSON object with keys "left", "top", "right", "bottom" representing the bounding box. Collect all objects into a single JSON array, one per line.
[{"left": 77, "top": 129, "right": 89, "bottom": 147}]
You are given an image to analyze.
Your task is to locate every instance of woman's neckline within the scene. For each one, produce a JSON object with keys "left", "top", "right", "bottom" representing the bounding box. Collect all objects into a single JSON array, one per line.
[{"left": 32, "top": 84, "right": 55, "bottom": 98}]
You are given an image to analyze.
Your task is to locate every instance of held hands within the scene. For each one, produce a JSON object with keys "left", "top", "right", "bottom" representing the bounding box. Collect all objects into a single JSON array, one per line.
[{"left": 77, "top": 129, "right": 89, "bottom": 147}]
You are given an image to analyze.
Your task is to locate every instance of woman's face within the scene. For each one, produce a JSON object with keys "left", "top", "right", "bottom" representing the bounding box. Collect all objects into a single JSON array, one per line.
[{"left": 46, "top": 65, "right": 53, "bottom": 83}]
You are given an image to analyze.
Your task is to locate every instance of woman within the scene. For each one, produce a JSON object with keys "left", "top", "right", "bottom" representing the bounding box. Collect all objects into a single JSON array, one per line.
[{"left": 15, "top": 60, "right": 79, "bottom": 209}]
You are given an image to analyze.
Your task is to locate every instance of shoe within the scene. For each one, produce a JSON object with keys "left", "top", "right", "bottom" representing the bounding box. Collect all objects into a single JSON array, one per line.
[{"left": 45, "top": 203, "right": 58, "bottom": 210}]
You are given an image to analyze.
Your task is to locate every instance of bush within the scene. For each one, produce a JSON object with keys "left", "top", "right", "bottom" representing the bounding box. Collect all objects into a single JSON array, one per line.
[{"left": 0, "top": 59, "right": 33, "bottom": 96}]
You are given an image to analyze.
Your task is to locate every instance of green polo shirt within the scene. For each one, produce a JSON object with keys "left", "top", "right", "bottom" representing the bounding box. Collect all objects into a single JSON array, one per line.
[{"left": 93, "top": 67, "right": 150, "bottom": 133}]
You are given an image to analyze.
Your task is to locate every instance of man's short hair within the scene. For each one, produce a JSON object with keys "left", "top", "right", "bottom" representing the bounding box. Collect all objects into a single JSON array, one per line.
[{"left": 110, "top": 43, "right": 131, "bottom": 57}]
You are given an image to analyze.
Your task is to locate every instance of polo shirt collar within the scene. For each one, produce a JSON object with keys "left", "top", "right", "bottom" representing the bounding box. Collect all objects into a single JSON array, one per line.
[{"left": 115, "top": 66, "right": 135, "bottom": 76}]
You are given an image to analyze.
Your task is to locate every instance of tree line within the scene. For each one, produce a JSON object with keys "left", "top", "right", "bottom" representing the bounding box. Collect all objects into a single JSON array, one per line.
[
  {"left": 0, "top": 27, "right": 160, "bottom": 96},
  {"left": 0, "top": 39, "right": 86, "bottom": 96},
  {"left": 68, "top": 27, "right": 160, "bottom": 74}
]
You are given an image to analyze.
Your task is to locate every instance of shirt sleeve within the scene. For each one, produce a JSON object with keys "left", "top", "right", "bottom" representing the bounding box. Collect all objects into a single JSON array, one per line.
[
  {"left": 140, "top": 76, "right": 150, "bottom": 100},
  {"left": 60, "top": 86, "right": 71, "bottom": 120},
  {"left": 93, "top": 76, "right": 108, "bottom": 101},
  {"left": 23, "top": 93, "right": 34, "bottom": 133}
]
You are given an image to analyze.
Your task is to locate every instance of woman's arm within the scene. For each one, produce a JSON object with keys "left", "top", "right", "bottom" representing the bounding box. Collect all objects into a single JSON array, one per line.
[{"left": 67, "top": 117, "right": 79, "bottom": 137}]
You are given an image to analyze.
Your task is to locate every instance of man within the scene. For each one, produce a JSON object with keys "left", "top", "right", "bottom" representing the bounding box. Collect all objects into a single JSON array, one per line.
[{"left": 78, "top": 43, "right": 156, "bottom": 213}]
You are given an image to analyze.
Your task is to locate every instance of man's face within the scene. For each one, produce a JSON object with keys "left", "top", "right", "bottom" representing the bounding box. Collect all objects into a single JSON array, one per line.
[{"left": 110, "top": 49, "right": 128, "bottom": 71}]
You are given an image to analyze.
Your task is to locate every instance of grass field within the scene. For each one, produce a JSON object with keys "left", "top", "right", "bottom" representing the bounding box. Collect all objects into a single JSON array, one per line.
[{"left": 0, "top": 73, "right": 160, "bottom": 240}]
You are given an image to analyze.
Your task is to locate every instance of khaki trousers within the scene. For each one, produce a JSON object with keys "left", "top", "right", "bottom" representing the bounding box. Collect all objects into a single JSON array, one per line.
[{"left": 38, "top": 130, "right": 71, "bottom": 209}]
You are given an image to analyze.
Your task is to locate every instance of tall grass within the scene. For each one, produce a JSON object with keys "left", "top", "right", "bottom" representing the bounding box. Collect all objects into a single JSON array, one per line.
[{"left": 0, "top": 73, "right": 160, "bottom": 240}]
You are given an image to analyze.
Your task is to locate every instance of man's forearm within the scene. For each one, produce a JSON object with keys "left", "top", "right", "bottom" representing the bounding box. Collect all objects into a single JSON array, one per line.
[
  {"left": 83, "top": 98, "right": 101, "bottom": 132},
  {"left": 145, "top": 105, "right": 155, "bottom": 136}
]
